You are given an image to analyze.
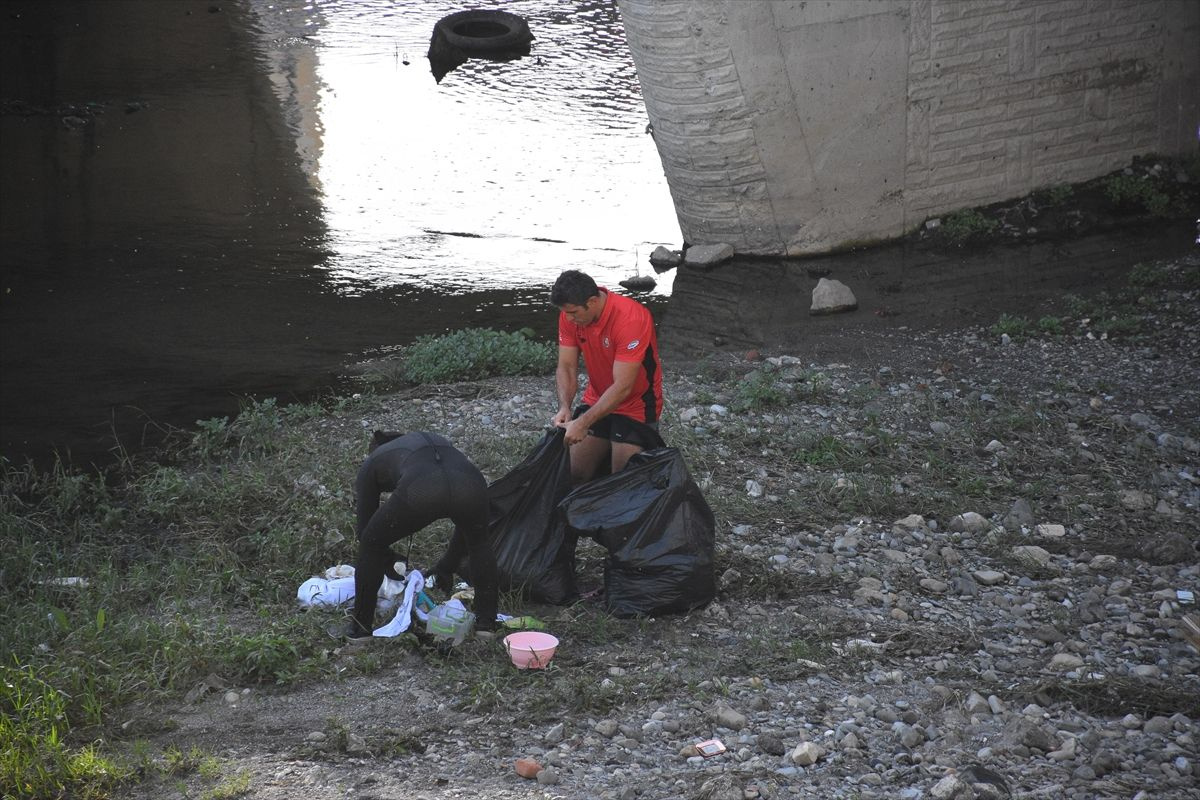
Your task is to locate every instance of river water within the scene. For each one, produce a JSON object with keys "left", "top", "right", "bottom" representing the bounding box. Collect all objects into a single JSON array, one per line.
[{"left": 0, "top": 0, "right": 678, "bottom": 470}]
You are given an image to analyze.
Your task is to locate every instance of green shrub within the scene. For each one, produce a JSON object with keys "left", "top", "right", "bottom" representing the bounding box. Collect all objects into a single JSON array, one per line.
[{"left": 402, "top": 328, "right": 555, "bottom": 384}]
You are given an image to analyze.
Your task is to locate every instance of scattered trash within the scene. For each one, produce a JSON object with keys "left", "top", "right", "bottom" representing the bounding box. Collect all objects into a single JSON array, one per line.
[
  {"left": 1177, "top": 589, "right": 1195, "bottom": 605},
  {"left": 696, "top": 738, "right": 727, "bottom": 758},
  {"left": 502, "top": 615, "right": 546, "bottom": 630},
  {"left": 416, "top": 590, "right": 437, "bottom": 613},
  {"left": 1180, "top": 614, "right": 1200, "bottom": 652},
  {"left": 428, "top": 9, "right": 534, "bottom": 83},
  {"left": 834, "top": 638, "right": 887, "bottom": 655},
  {"left": 41, "top": 577, "right": 89, "bottom": 588},
  {"left": 514, "top": 757, "right": 543, "bottom": 779}
]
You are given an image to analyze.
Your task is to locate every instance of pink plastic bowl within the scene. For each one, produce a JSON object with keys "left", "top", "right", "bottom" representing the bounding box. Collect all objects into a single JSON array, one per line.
[{"left": 503, "top": 631, "right": 559, "bottom": 669}]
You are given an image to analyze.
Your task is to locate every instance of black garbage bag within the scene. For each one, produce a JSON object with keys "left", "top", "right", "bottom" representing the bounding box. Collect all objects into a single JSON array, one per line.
[
  {"left": 468, "top": 427, "right": 578, "bottom": 604},
  {"left": 559, "top": 447, "right": 716, "bottom": 617}
]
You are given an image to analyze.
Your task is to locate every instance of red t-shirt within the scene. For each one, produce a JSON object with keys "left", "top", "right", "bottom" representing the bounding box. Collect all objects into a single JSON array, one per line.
[{"left": 558, "top": 288, "right": 663, "bottom": 423}]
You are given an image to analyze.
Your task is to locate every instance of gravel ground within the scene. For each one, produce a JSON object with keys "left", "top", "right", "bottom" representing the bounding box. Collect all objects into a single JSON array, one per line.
[{"left": 123, "top": 253, "right": 1199, "bottom": 800}]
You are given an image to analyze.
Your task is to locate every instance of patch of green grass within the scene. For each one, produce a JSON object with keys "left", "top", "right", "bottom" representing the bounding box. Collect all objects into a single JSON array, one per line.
[
  {"left": 1036, "top": 315, "right": 1065, "bottom": 335},
  {"left": 790, "top": 433, "right": 853, "bottom": 467},
  {"left": 1090, "top": 313, "right": 1143, "bottom": 338},
  {"left": 0, "top": 397, "right": 389, "bottom": 797},
  {"left": 0, "top": 663, "right": 129, "bottom": 800},
  {"left": 989, "top": 314, "right": 1032, "bottom": 338},
  {"left": 732, "top": 367, "right": 789, "bottom": 411},
  {"left": 201, "top": 769, "right": 252, "bottom": 800},
  {"left": 402, "top": 328, "right": 555, "bottom": 384},
  {"left": 1127, "top": 261, "right": 1170, "bottom": 288},
  {"left": 941, "top": 209, "right": 1000, "bottom": 242}
]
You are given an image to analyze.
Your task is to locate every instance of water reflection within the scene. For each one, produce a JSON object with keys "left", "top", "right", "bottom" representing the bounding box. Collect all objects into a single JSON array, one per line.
[
  {"left": 0, "top": 0, "right": 678, "bottom": 470},
  {"left": 247, "top": 0, "right": 677, "bottom": 293}
]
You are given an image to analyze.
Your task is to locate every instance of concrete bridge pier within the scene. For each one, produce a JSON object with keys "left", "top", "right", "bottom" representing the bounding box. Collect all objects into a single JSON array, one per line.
[{"left": 618, "top": 0, "right": 1200, "bottom": 257}]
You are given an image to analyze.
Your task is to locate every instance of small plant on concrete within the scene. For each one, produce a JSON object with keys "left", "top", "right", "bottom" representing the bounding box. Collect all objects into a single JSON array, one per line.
[
  {"left": 1102, "top": 173, "right": 1171, "bottom": 217},
  {"left": 941, "top": 209, "right": 1000, "bottom": 242},
  {"left": 1041, "top": 184, "right": 1075, "bottom": 206}
]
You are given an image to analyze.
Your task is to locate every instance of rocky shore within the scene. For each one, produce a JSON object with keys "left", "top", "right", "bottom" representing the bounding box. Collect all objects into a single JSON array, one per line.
[{"left": 127, "top": 253, "right": 1198, "bottom": 800}]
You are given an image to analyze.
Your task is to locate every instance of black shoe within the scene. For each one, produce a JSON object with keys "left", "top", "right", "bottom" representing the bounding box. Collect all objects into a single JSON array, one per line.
[{"left": 328, "top": 622, "right": 374, "bottom": 644}]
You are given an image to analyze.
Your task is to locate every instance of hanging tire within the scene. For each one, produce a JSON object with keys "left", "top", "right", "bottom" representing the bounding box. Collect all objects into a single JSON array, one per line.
[{"left": 433, "top": 10, "right": 533, "bottom": 54}]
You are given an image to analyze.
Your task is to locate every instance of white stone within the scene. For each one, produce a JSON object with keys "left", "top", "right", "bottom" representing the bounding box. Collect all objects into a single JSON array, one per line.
[
  {"left": 1036, "top": 523, "right": 1067, "bottom": 539},
  {"left": 789, "top": 741, "right": 825, "bottom": 766},
  {"left": 810, "top": 278, "right": 858, "bottom": 315}
]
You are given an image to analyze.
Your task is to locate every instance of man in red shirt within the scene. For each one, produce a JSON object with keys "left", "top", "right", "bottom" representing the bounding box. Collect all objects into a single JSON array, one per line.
[{"left": 550, "top": 269, "right": 665, "bottom": 484}]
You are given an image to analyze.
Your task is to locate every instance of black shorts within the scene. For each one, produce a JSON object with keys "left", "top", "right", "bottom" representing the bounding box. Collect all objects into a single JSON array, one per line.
[{"left": 573, "top": 405, "right": 664, "bottom": 450}]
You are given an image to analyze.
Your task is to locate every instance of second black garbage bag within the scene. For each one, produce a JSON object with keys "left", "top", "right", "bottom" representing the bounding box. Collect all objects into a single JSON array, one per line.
[
  {"left": 471, "top": 428, "right": 717, "bottom": 616},
  {"left": 559, "top": 447, "right": 717, "bottom": 618}
]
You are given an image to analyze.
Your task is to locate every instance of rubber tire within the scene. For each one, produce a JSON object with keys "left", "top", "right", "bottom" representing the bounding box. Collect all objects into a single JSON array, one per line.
[{"left": 433, "top": 10, "right": 533, "bottom": 54}]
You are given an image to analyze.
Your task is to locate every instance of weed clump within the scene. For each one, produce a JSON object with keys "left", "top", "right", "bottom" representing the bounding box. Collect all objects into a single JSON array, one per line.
[{"left": 402, "top": 328, "right": 555, "bottom": 385}]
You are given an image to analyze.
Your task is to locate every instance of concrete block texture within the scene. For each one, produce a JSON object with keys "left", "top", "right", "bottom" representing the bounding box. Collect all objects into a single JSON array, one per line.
[{"left": 618, "top": 0, "right": 1199, "bottom": 256}]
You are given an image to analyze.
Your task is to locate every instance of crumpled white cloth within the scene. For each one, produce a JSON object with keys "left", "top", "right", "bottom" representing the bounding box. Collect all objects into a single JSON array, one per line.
[{"left": 372, "top": 569, "right": 429, "bottom": 637}]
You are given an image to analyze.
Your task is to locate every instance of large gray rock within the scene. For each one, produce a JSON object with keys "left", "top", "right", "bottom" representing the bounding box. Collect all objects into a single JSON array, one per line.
[
  {"left": 810, "top": 277, "right": 858, "bottom": 315},
  {"left": 683, "top": 243, "right": 734, "bottom": 268},
  {"left": 649, "top": 245, "right": 682, "bottom": 270}
]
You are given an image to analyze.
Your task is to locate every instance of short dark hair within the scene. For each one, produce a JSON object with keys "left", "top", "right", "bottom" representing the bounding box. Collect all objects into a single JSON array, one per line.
[
  {"left": 550, "top": 270, "right": 599, "bottom": 307},
  {"left": 369, "top": 430, "right": 404, "bottom": 453}
]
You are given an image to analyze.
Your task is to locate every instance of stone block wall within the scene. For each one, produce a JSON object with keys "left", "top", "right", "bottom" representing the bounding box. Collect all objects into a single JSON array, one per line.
[{"left": 618, "top": 0, "right": 1199, "bottom": 256}]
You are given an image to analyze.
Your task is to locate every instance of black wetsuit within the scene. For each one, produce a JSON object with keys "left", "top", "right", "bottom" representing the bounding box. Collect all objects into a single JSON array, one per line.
[{"left": 351, "top": 432, "right": 498, "bottom": 634}]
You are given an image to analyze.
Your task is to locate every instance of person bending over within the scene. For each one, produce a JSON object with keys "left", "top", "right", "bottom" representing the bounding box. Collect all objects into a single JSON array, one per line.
[
  {"left": 346, "top": 430, "right": 498, "bottom": 640},
  {"left": 550, "top": 269, "right": 664, "bottom": 484}
]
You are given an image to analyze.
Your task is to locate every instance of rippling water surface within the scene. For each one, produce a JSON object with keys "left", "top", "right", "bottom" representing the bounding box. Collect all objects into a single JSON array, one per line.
[
  {"left": 0, "top": 0, "right": 678, "bottom": 469},
  {"left": 263, "top": 0, "right": 676, "bottom": 291}
]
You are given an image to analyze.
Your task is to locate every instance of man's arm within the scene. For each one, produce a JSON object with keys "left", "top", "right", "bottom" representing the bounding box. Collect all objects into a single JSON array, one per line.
[
  {"left": 561, "top": 359, "right": 638, "bottom": 446},
  {"left": 552, "top": 345, "right": 581, "bottom": 427}
]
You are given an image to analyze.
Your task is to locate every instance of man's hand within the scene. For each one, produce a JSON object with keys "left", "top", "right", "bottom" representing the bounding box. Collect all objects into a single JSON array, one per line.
[
  {"left": 561, "top": 416, "right": 590, "bottom": 446},
  {"left": 551, "top": 407, "right": 572, "bottom": 428}
]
